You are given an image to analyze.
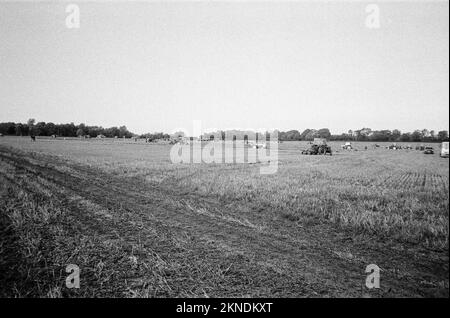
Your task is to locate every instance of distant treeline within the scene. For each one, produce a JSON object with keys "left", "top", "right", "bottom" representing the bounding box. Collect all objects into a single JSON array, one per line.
[
  {"left": 201, "top": 128, "right": 449, "bottom": 143},
  {"left": 139, "top": 132, "right": 171, "bottom": 140},
  {"left": 278, "top": 128, "right": 449, "bottom": 143},
  {"left": 0, "top": 120, "right": 448, "bottom": 143},
  {"left": 0, "top": 119, "right": 133, "bottom": 138}
]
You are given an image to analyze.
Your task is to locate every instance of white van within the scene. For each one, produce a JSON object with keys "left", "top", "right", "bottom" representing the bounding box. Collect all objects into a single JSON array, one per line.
[{"left": 441, "top": 142, "right": 449, "bottom": 158}]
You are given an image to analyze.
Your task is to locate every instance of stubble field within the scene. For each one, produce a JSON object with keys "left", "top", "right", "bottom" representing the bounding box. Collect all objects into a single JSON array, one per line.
[{"left": 0, "top": 136, "right": 448, "bottom": 297}]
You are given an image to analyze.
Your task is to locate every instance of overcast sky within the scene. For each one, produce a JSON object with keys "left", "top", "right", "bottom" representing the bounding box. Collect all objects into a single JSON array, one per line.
[{"left": 0, "top": 1, "right": 448, "bottom": 134}]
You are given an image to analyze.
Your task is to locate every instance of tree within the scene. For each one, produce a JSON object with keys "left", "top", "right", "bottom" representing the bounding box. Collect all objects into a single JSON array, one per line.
[
  {"left": 78, "top": 123, "right": 87, "bottom": 136},
  {"left": 87, "top": 126, "right": 102, "bottom": 138},
  {"left": 369, "top": 130, "right": 391, "bottom": 142},
  {"left": 118, "top": 125, "right": 132, "bottom": 138},
  {"left": 34, "top": 122, "right": 48, "bottom": 136},
  {"left": 391, "top": 129, "right": 401, "bottom": 141},
  {"left": 360, "top": 128, "right": 372, "bottom": 137},
  {"left": 411, "top": 130, "right": 423, "bottom": 142},
  {"left": 27, "top": 118, "right": 35, "bottom": 127},
  {"left": 283, "top": 130, "right": 301, "bottom": 141},
  {"left": 76, "top": 128, "right": 84, "bottom": 137},
  {"left": 317, "top": 128, "right": 331, "bottom": 139},
  {"left": 355, "top": 128, "right": 372, "bottom": 141},
  {"left": 0, "top": 122, "right": 16, "bottom": 135},
  {"left": 347, "top": 130, "right": 355, "bottom": 141},
  {"left": 430, "top": 130, "right": 436, "bottom": 140},
  {"left": 15, "top": 123, "right": 28, "bottom": 136},
  {"left": 300, "top": 129, "right": 312, "bottom": 140},
  {"left": 400, "top": 133, "right": 411, "bottom": 142},
  {"left": 27, "top": 118, "right": 35, "bottom": 135},
  {"left": 45, "top": 122, "right": 56, "bottom": 136},
  {"left": 437, "top": 130, "right": 449, "bottom": 141},
  {"left": 300, "top": 129, "right": 321, "bottom": 141}
]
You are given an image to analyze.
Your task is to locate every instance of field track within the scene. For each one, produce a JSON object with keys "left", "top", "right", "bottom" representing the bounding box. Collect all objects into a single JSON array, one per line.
[{"left": 0, "top": 144, "right": 448, "bottom": 297}]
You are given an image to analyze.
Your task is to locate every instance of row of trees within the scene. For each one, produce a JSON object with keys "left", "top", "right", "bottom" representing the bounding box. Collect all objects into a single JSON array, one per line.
[
  {"left": 0, "top": 119, "right": 133, "bottom": 138},
  {"left": 328, "top": 128, "right": 449, "bottom": 143},
  {"left": 200, "top": 128, "right": 448, "bottom": 142},
  {"left": 278, "top": 128, "right": 448, "bottom": 142},
  {"left": 198, "top": 129, "right": 332, "bottom": 142},
  {"left": 278, "top": 128, "right": 332, "bottom": 141},
  {"left": 1, "top": 120, "right": 448, "bottom": 143}
]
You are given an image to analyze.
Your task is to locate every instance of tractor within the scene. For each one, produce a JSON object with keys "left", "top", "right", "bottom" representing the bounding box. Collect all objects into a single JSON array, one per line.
[{"left": 301, "top": 143, "right": 332, "bottom": 155}]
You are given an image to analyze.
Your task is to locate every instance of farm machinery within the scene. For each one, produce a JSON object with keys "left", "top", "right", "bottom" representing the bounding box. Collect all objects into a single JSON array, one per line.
[
  {"left": 423, "top": 146, "right": 434, "bottom": 155},
  {"left": 341, "top": 142, "right": 353, "bottom": 150},
  {"left": 301, "top": 139, "right": 332, "bottom": 155},
  {"left": 387, "top": 143, "right": 402, "bottom": 150}
]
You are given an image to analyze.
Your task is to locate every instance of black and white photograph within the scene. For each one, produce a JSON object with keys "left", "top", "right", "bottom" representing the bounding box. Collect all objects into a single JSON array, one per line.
[{"left": 0, "top": 0, "right": 448, "bottom": 304}]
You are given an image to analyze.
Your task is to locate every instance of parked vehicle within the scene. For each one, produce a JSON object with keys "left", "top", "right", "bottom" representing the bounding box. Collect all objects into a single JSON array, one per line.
[
  {"left": 424, "top": 146, "right": 434, "bottom": 155},
  {"left": 441, "top": 142, "right": 449, "bottom": 158}
]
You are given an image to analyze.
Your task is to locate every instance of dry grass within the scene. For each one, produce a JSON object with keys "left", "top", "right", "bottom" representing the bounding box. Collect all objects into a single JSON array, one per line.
[
  {"left": 0, "top": 136, "right": 448, "bottom": 297},
  {"left": 6, "top": 137, "right": 446, "bottom": 248}
]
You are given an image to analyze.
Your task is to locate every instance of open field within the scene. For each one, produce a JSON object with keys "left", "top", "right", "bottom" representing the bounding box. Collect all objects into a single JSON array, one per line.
[{"left": 0, "top": 136, "right": 448, "bottom": 297}]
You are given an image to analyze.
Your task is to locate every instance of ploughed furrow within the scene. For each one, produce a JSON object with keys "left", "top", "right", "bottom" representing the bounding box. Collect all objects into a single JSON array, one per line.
[
  {"left": 0, "top": 146, "right": 447, "bottom": 297},
  {"left": 0, "top": 147, "right": 362, "bottom": 297},
  {"left": 1, "top": 156, "right": 305, "bottom": 297}
]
